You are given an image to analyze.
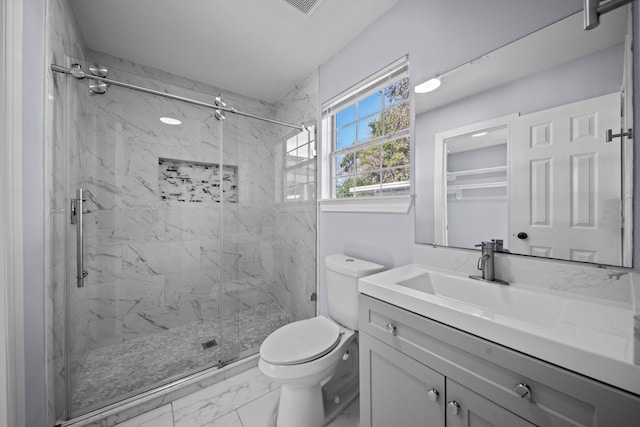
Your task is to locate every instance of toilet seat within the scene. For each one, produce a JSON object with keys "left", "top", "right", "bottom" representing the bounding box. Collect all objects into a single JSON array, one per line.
[{"left": 260, "top": 317, "right": 342, "bottom": 366}]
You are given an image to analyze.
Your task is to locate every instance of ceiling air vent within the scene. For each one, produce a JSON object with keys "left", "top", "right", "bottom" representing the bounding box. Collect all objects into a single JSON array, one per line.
[{"left": 282, "top": 0, "right": 325, "bottom": 16}]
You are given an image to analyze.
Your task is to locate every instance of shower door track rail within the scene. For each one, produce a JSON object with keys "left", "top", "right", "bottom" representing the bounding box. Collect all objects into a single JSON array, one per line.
[{"left": 50, "top": 63, "right": 307, "bottom": 131}]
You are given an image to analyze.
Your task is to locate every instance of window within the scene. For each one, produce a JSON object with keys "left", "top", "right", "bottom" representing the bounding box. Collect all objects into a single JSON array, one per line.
[
  {"left": 322, "top": 58, "right": 410, "bottom": 199},
  {"left": 283, "top": 125, "right": 316, "bottom": 201}
]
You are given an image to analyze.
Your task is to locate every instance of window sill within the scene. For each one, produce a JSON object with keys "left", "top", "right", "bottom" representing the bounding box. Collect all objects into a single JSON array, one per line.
[{"left": 318, "top": 195, "right": 414, "bottom": 214}]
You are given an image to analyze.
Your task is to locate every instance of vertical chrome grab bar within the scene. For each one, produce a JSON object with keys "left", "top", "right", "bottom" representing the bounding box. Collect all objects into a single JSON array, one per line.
[{"left": 70, "top": 188, "right": 88, "bottom": 288}]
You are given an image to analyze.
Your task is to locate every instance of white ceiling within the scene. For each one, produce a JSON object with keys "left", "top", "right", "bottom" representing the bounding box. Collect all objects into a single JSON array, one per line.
[{"left": 69, "top": 0, "right": 399, "bottom": 104}]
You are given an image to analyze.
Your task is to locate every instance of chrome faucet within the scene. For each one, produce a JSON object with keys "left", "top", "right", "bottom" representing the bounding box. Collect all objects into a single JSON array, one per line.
[{"left": 470, "top": 240, "right": 508, "bottom": 285}]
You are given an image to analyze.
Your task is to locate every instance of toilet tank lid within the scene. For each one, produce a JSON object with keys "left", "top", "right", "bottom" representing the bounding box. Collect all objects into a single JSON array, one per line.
[{"left": 325, "top": 254, "right": 385, "bottom": 278}]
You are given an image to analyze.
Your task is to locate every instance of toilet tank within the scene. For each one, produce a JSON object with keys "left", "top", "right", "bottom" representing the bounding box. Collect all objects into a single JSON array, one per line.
[{"left": 325, "top": 254, "right": 385, "bottom": 330}]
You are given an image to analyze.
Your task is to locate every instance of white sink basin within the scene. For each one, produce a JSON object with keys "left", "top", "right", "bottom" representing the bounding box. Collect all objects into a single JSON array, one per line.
[
  {"left": 359, "top": 264, "right": 639, "bottom": 395},
  {"left": 396, "top": 268, "right": 564, "bottom": 328}
]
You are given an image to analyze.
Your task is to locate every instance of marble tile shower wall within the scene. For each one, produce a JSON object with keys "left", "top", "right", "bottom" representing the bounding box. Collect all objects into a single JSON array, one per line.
[
  {"left": 80, "top": 82, "right": 220, "bottom": 351},
  {"left": 78, "top": 50, "right": 282, "bottom": 353}
]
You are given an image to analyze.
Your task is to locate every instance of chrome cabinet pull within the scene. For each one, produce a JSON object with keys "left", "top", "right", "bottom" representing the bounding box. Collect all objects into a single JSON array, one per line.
[
  {"left": 386, "top": 323, "right": 398, "bottom": 335},
  {"left": 427, "top": 388, "right": 439, "bottom": 402},
  {"left": 447, "top": 400, "right": 460, "bottom": 415},
  {"left": 514, "top": 382, "right": 532, "bottom": 400}
]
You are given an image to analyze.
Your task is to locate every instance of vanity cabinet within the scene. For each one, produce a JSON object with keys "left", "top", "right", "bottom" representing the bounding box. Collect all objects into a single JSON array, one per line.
[
  {"left": 361, "top": 330, "right": 445, "bottom": 426},
  {"left": 359, "top": 294, "right": 640, "bottom": 427}
]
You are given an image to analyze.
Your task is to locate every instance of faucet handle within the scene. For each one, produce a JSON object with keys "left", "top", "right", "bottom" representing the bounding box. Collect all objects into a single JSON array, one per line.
[
  {"left": 476, "top": 240, "right": 503, "bottom": 251},
  {"left": 475, "top": 241, "right": 494, "bottom": 250}
]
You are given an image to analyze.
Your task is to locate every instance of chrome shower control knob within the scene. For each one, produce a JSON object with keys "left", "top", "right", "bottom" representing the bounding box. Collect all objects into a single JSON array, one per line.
[
  {"left": 427, "top": 388, "right": 439, "bottom": 402},
  {"left": 514, "top": 382, "right": 531, "bottom": 400},
  {"left": 447, "top": 401, "right": 460, "bottom": 415},
  {"left": 386, "top": 323, "right": 398, "bottom": 336}
]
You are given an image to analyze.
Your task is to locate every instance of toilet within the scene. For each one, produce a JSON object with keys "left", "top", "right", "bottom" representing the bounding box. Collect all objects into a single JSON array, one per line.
[{"left": 258, "top": 254, "right": 385, "bottom": 427}]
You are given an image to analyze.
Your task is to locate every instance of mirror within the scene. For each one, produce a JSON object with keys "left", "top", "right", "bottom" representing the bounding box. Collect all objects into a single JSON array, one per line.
[{"left": 414, "top": 7, "right": 633, "bottom": 267}]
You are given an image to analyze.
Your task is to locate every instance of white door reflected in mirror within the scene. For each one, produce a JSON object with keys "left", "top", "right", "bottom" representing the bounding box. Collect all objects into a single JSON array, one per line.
[{"left": 510, "top": 93, "right": 622, "bottom": 265}]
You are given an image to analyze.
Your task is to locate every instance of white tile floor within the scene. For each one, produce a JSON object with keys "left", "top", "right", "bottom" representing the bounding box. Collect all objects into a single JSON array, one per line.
[{"left": 115, "top": 367, "right": 359, "bottom": 427}]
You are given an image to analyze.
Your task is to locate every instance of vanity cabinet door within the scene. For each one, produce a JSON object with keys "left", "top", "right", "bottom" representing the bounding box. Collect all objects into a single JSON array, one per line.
[
  {"left": 445, "top": 379, "right": 537, "bottom": 427},
  {"left": 360, "top": 332, "right": 445, "bottom": 427}
]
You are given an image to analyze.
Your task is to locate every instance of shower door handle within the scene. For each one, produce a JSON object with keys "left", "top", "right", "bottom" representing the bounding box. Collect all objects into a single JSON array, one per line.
[{"left": 71, "top": 188, "right": 88, "bottom": 288}]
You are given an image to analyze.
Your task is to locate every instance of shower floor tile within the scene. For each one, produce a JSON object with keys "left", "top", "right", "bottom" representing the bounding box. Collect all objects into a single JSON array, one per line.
[{"left": 71, "top": 301, "right": 296, "bottom": 415}]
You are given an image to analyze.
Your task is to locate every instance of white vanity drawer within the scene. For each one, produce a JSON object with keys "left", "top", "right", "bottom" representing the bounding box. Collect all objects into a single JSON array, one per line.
[{"left": 359, "top": 294, "right": 640, "bottom": 427}]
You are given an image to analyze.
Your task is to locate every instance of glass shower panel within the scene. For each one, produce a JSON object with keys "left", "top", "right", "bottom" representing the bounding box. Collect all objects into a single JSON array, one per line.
[
  {"left": 224, "top": 118, "right": 316, "bottom": 360},
  {"left": 52, "top": 55, "right": 319, "bottom": 422},
  {"left": 59, "top": 59, "right": 238, "bottom": 418},
  {"left": 57, "top": 56, "right": 90, "bottom": 421},
  {"left": 219, "top": 112, "right": 240, "bottom": 363}
]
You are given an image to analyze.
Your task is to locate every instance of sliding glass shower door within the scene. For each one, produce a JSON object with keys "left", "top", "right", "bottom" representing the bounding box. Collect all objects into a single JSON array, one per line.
[{"left": 54, "top": 57, "right": 240, "bottom": 418}]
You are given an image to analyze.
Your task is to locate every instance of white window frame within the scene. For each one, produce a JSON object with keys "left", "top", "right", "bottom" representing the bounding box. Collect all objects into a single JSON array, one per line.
[
  {"left": 319, "top": 57, "right": 413, "bottom": 213},
  {"left": 282, "top": 125, "right": 317, "bottom": 202}
]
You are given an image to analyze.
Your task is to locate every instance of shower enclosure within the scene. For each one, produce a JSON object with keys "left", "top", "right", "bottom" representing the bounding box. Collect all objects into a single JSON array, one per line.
[{"left": 49, "top": 54, "right": 317, "bottom": 420}]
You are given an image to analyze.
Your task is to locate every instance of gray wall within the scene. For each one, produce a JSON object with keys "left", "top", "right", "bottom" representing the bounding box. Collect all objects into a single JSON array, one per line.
[
  {"left": 22, "top": 0, "right": 46, "bottom": 426},
  {"left": 317, "top": 0, "right": 584, "bottom": 314}
]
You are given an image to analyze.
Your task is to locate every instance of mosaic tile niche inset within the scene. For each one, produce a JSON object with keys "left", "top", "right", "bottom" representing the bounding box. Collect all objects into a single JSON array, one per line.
[{"left": 159, "top": 158, "right": 238, "bottom": 203}]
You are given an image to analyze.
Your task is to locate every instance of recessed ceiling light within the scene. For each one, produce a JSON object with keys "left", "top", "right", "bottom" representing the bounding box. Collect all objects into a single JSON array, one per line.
[
  {"left": 160, "top": 117, "right": 181, "bottom": 125},
  {"left": 472, "top": 131, "right": 488, "bottom": 137},
  {"left": 414, "top": 78, "right": 441, "bottom": 94}
]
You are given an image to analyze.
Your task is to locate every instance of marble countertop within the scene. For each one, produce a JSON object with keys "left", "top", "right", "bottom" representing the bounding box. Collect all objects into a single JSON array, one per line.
[{"left": 359, "top": 263, "right": 640, "bottom": 396}]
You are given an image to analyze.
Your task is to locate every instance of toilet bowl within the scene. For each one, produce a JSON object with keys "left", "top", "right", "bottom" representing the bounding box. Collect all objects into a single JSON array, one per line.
[
  {"left": 258, "top": 254, "right": 385, "bottom": 427},
  {"left": 259, "top": 316, "right": 355, "bottom": 427}
]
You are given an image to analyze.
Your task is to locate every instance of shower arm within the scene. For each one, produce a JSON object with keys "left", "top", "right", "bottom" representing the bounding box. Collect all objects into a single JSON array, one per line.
[{"left": 50, "top": 64, "right": 307, "bottom": 131}]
